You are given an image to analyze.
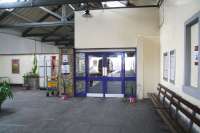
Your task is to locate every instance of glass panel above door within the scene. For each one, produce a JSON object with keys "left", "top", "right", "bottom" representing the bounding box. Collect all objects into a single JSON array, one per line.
[{"left": 125, "top": 51, "right": 136, "bottom": 77}]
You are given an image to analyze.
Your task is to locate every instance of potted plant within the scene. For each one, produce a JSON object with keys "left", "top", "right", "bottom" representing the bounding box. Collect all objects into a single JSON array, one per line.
[
  {"left": 0, "top": 81, "right": 13, "bottom": 111},
  {"left": 23, "top": 54, "right": 40, "bottom": 90}
]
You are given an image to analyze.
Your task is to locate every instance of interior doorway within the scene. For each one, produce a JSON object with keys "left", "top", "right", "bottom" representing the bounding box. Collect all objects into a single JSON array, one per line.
[{"left": 75, "top": 49, "right": 137, "bottom": 98}]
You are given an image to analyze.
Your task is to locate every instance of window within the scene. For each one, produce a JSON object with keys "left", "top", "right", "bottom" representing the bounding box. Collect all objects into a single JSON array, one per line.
[
  {"left": 76, "top": 53, "right": 85, "bottom": 77},
  {"left": 184, "top": 11, "right": 200, "bottom": 99}
]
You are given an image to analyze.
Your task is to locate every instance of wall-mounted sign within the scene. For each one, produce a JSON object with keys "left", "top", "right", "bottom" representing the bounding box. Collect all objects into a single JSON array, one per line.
[
  {"left": 62, "top": 55, "right": 68, "bottom": 63},
  {"left": 193, "top": 45, "right": 198, "bottom": 66},
  {"left": 12, "top": 59, "right": 20, "bottom": 74},
  {"left": 61, "top": 65, "right": 70, "bottom": 74},
  {"left": 163, "top": 52, "right": 169, "bottom": 81},
  {"left": 170, "top": 50, "right": 176, "bottom": 84}
]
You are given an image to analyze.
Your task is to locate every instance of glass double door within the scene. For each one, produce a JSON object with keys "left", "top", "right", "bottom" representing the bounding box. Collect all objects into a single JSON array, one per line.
[{"left": 86, "top": 53, "right": 123, "bottom": 97}]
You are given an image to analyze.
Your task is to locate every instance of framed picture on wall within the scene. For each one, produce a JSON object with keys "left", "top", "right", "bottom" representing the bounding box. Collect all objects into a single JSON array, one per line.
[
  {"left": 170, "top": 50, "right": 176, "bottom": 84},
  {"left": 163, "top": 52, "right": 169, "bottom": 81},
  {"left": 12, "top": 59, "right": 20, "bottom": 74}
]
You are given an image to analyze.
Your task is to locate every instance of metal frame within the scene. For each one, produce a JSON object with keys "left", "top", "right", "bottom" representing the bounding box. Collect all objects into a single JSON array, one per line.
[
  {"left": 0, "top": 0, "right": 164, "bottom": 46},
  {"left": 0, "top": 0, "right": 162, "bottom": 9},
  {"left": 74, "top": 48, "right": 137, "bottom": 97},
  {"left": 39, "top": 6, "right": 62, "bottom": 19},
  {"left": 86, "top": 52, "right": 124, "bottom": 97},
  {"left": 22, "top": 5, "right": 61, "bottom": 37},
  {"left": 0, "top": 21, "right": 74, "bottom": 28}
]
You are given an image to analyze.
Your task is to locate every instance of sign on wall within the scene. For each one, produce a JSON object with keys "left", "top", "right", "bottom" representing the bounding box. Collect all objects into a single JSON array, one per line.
[
  {"left": 12, "top": 59, "right": 20, "bottom": 74},
  {"left": 192, "top": 45, "right": 198, "bottom": 66},
  {"left": 170, "top": 50, "right": 176, "bottom": 84},
  {"left": 163, "top": 52, "right": 169, "bottom": 81}
]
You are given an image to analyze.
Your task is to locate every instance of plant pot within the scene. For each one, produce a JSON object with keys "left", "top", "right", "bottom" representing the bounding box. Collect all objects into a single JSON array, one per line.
[
  {"left": 0, "top": 99, "right": 5, "bottom": 112},
  {"left": 27, "top": 77, "right": 39, "bottom": 90}
]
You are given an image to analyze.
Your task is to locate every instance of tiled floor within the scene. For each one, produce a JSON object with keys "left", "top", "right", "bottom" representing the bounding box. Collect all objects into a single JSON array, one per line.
[{"left": 0, "top": 89, "right": 171, "bottom": 133}]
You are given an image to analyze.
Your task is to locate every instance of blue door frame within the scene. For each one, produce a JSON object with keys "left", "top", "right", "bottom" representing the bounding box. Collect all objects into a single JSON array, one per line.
[
  {"left": 74, "top": 50, "right": 137, "bottom": 97},
  {"left": 86, "top": 52, "right": 124, "bottom": 97}
]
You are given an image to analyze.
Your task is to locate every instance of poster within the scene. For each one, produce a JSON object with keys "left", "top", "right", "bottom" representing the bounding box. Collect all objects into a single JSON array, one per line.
[
  {"left": 192, "top": 45, "right": 198, "bottom": 66},
  {"left": 12, "top": 59, "right": 20, "bottom": 74},
  {"left": 170, "top": 50, "right": 176, "bottom": 84},
  {"left": 61, "top": 65, "right": 70, "bottom": 74},
  {"left": 163, "top": 52, "right": 169, "bottom": 81},
  {"left": 62, "top": 55, "right": 68, "bottom": 63}
]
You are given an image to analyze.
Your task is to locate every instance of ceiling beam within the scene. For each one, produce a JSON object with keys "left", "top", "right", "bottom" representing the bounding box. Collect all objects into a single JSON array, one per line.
[
  {"left": 41, "top": 38, "right": 72, "bottom": 42},
  {"left": 157, "top": 0, "right": 164, "bottom": 7},
  {"left": 39, "top": 6, "right": 62, "bottom": 19},
  {"left": 0, "top": 0, "right": 125, "bottom": 9},
  {"left": 41, "top": 26, "right": 62, "bottom": 41},
  {"left": 0, "top": 10, "right": 15, "bottom": 22},
  {"left": 22, "top": 5, "right": 61, "bottom": 37},
  {"left": 23, "top": 32, "right": 74, "bottom": 37},
  {"left": 0, "top": 21, "right": 74, "bottom": 29},
  {"left": 11, "top": 11, "right": 33, "bottom": 22},
  {"left": 41, "top": 12, "right": 74, "bottom": 40}
]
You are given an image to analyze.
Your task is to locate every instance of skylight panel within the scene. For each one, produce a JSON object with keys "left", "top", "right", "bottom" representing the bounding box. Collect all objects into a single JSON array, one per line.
[
  {"left": 0, "top": 0, "right": 18, "bottom": 4},
  {"left": 102, "top": 1, "right": 127, "bottom": 8}
]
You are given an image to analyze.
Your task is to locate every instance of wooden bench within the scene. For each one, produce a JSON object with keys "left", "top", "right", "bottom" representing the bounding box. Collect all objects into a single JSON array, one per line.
[{"left": 149, "top": 84, "right": 200, "bottom": 133}]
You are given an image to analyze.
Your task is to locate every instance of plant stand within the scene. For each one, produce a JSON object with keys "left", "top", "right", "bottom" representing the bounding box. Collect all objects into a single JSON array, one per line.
[{"left": 28, "top": 77, "right": 39, "bottom": 90}]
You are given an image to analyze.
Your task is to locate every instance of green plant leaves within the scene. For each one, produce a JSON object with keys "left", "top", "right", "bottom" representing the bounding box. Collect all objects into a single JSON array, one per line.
[
  {"left": 32, "top": 54, "right": 38, "bottom": 75},
  {"left": 0, "top": 81, "right": 13, "bottom": 103}
]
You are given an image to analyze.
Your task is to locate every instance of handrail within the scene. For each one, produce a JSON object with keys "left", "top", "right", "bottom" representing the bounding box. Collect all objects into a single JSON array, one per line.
[{"left": 157, "top": 84, "right": 200, "bottom": 132}]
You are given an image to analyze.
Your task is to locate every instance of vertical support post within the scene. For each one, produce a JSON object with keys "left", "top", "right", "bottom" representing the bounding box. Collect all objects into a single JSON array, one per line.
[
  {"left": 58, "top": 48, "right": 62, "bottom": 96},
  {"left": 162, "top": 89, "right": 166, "bottom": 105},
  {"left": 189, "top": 111, "right": 196, "bottom": 133},
  {"left": 168, "top": 94, "right": 173, "bottom": 116},
  {"left": 175, "top": 100, "right": 180, "bottom": 122},
  {"left": 62, "top": 4, "right": 67, "bottom": 22},
  {"left": 198, "top": 18, "right": 200, "bottom": 88}
]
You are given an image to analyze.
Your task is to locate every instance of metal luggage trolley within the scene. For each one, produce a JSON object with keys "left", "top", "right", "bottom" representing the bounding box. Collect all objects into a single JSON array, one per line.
[{"left": 46, "top": 79, "right": 59, "bottom": 97}]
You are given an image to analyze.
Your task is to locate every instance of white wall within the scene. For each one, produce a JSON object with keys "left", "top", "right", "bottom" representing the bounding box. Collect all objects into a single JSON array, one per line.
[
  {"left": 160, "top": 0, "right": 200, "bottom": 106},
  {"left": 75, "top": 8, "right": 159, "bottom": 48},
  {"left": 0, "top": 55, "right": 34, "bottom": 84},
  {"left": 0, "top": 33, "right": 59, "bottom": 84},
  {"left": 0, "top": 33, "right": 59, "bottom": 54},
  {"left": 75, "top": 8, "right": 160, "bottom": 99},
  {"left": 143, "top": 37, "right": 160, "bottom": 97}
]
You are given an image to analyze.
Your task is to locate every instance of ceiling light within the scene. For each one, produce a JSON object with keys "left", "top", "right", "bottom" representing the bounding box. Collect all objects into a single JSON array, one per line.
[{"left": 102, "top": 1, "right": 127, "bottom": 8}]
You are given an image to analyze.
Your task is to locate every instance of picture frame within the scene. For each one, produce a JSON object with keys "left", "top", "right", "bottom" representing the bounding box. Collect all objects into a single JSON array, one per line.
[{"left": 12, "top": 59, "right": 20, "bottom": 74}]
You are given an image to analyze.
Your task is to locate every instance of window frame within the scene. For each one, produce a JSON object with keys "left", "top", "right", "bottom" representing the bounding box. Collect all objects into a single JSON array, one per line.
[{"left": 183, "top": 11, "right": 200, "bottom": 99}]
